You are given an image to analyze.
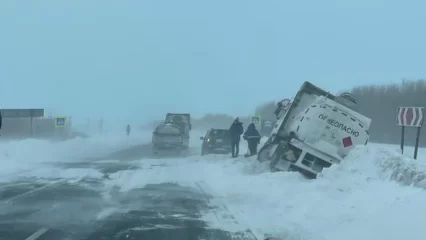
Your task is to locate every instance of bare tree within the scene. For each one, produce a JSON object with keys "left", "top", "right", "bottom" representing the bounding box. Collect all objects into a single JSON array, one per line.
[{"left": 350, "top": 79, "right": 426, "bottom": 146}]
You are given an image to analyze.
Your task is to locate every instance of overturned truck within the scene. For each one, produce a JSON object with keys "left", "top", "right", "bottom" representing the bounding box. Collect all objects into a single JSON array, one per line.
[
  {"left": 258, "top": 81, "right": 372, "bottom": 178},
  {"left": 152, "top": 113, "right": 191, "bottom": 155}
]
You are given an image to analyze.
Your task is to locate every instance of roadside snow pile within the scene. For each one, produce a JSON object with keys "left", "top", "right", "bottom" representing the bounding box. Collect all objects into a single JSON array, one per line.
[
  {"left": 199, "top": 144, "right": 426, "bottom": 240},
  {"left": 376, "top": 148, "right": 426, "bottom": 189},
  {"left": 319, "top": 144, "right": 426, "bottom": 189}
]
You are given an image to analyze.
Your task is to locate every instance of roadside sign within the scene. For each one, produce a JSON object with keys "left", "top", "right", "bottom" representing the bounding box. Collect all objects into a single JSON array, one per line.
[
  {"left": 396, "top": 107, "right": 425, "bottom": 159},
  {"left": 0, "top": 108, "right": 45, "bottom": 136},
  {"left": 1, "top": 109, "right": 44, "bottom": 118},
  {"left": 397, "top": 107, "right": 424, "bottom": 127},
  {"left": 55, "top": 117, "right": 67, "bottom": 128}
]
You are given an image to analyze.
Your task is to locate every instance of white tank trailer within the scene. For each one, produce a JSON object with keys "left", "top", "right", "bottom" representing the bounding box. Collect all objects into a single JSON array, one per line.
[{"left": 258, "top": 81, "right": 372, "bottom": 178}]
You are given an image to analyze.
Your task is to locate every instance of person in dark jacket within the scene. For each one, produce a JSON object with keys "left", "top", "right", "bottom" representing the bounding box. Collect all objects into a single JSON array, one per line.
[
  {"left": 243, "top": 123, "right": 261, "bottom": 157},
  {"left": 126, "top": 124, "right": 131, "bottom": 136},
  {"left": 229, "top": 118, "right": 244, "bottom": 158}
]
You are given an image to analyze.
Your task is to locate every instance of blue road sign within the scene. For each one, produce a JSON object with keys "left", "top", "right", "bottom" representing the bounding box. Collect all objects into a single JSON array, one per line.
[{"left": 55, "top": 117, "right": 67, "bottom": 127}]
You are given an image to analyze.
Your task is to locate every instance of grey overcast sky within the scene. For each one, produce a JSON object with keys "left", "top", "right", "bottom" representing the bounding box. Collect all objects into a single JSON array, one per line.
[{"left": 1, "top": 0, "right": 425, "bottom": 126}]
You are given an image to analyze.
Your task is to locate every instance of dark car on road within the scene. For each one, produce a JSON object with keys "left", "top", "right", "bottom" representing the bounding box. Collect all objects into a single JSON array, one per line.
[{"left": 200, "top": 128, "right": 231, "bottom": 156}]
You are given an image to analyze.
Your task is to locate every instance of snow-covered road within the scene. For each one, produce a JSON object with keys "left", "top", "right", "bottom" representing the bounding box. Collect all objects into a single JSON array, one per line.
[{"left": 0, "top": 130, "right": 425, "bottom": 240}]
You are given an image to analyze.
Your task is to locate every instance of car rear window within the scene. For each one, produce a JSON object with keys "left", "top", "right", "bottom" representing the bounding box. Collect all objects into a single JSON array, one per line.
[{"left": 210, "top": 130, "right": 229, "bottom": 138}]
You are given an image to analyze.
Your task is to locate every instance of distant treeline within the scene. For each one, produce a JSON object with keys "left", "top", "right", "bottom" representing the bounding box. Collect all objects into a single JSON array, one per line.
[{"left": 350, "top": 79, "right": 426, "bottom": 146}]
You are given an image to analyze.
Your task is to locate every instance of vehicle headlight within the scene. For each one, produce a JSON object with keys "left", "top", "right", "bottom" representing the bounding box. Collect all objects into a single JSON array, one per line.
[{"left": 207, "top": 138, "right": 211, "bottom": 143}]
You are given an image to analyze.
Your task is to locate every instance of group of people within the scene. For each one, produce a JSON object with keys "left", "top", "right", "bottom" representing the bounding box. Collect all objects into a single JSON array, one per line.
[{"left": 229, "top": 117, "right": 261, "bottom": 158}]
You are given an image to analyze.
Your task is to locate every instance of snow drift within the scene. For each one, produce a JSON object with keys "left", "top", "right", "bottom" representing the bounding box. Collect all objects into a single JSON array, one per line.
[{"left": 0, "top": 131, "right": 426, "bottom": 240}]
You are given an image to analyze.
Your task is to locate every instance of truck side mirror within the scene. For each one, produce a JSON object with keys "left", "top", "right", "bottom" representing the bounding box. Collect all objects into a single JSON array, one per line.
[
  {"left": 200, "top": 136, "right": 204, "bottom": 140},
  {"left": 189, "top": 124, "right": 192, "bottom": 130}
]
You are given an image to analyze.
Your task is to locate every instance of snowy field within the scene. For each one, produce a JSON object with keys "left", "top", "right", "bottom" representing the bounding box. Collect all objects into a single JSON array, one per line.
[{"left": 0, "top": 130, "right": 426, "bottom": 240}]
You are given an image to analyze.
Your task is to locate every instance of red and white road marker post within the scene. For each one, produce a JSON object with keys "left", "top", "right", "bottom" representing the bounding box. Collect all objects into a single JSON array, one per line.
[{"left": 396, "top": 107, "right": 425, "bottom": 159}]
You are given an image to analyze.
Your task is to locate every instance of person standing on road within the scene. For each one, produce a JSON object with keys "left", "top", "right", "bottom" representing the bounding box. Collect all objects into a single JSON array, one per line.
[
  {"left": 0, "top": 109, "right": 2, "bottom": 137},
  {"left": 126, "top": 124, "right": 131, "bottom": 136},
  {"left": 229, "top": 117, "right": 244, "bottom": 158},
  {"left": 243, "top": 123, "right": 261, "bottom": 157}
]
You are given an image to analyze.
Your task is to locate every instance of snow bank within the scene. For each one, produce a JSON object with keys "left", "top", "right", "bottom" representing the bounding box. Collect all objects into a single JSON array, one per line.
[
  {"left": 371, "top": 146, "right": 426, "bottom": 189},
  {"left": 101, "top": 143, "right": 426, "bottom": 240},
  {"left": 321, "top": 143, "right": 426, "bottom": 190},
  {"left": 196, "top": 145, "right": 426, "bottom": 240}
]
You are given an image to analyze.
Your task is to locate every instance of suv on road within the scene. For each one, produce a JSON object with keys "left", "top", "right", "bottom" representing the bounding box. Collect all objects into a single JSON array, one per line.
[{"left": 200, "top": 128, "right": 231, "bottom": 156}]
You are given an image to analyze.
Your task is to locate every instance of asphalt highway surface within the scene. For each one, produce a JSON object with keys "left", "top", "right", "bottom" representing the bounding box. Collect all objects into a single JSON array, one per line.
[{"left": 0, "top": 144, "right": 258, "bottom": 240}]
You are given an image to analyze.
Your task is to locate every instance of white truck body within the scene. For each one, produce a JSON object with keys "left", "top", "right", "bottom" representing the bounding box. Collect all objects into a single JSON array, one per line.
[{"left": 258, "top": 82, "right": 371, "bottom": 178}]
